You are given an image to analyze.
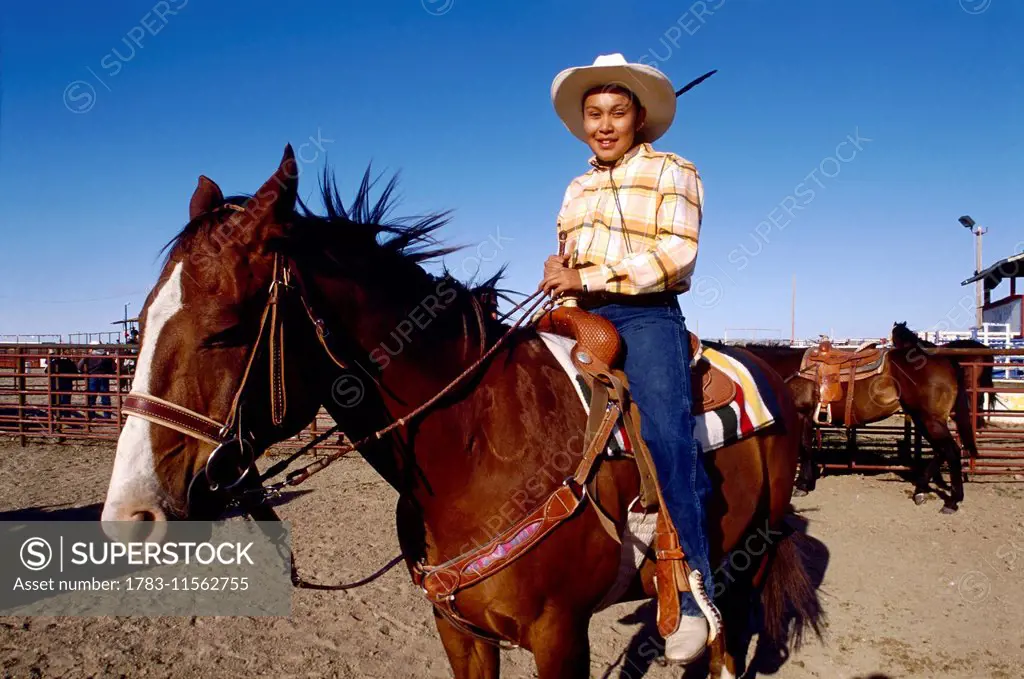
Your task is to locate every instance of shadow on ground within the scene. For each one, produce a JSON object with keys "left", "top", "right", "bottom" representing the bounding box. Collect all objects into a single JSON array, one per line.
[
  {"left": 601, "top": 511, "right": 831, "bottom": 679},
  {"left": 0, "top": 503, "right": 103, "bottom": 522}
]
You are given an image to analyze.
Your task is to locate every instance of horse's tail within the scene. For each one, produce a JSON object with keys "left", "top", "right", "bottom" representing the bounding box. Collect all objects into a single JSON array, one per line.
[
  {"left": 952, "top": 361, "right": 982, "bottom": 457},
  {"left": 760, "top": 524, "right": 824, "bottom": 650}
]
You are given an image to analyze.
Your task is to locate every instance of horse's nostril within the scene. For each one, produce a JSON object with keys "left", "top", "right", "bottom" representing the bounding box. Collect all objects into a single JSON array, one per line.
[{"left": 101, "top": 506, "right": 168, "bottom": 544}]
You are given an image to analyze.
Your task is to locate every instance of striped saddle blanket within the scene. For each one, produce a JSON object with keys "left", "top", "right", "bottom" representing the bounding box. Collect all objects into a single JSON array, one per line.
[
  {"left": 537, "top": 332, "right": 781, "bottom": 454},
  {"left": 538, "top": 332, "right": 784, "bottom": 610}
]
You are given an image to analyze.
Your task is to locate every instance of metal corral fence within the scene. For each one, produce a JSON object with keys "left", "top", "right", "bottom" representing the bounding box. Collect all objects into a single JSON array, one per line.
[
  {"left": 962, "top": 352, "right": 1024, "bottom": 475},
  {"left": 0, "top": 343, "right": 346, "bottom": 455},
  {"left": 3, "top": 343, "right": 1024, "bottom": 477}
]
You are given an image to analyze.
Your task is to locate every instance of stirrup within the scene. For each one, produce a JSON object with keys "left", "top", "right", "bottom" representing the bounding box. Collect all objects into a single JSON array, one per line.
[{"left": 813, "top": 402, "right": 832, "bottom": 426}]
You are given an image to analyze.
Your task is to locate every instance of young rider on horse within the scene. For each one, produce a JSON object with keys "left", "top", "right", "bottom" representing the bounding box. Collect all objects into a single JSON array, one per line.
[{"left": 540, "top": 53, "right": 718, "bottom": 664}]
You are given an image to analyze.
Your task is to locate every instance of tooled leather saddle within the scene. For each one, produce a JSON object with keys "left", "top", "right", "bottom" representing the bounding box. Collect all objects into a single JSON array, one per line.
[
  {"left": 535, "top": 304, "right": 736, "bottom": 415},
  {"left": 412, "top": 302, "right": 728, "bottom": 648},
  {"left": 534, "top": 303, "right": 732, "bottom": 642},
  {"left": 797, "top": 339, "right": 886, "bottom": 426}
]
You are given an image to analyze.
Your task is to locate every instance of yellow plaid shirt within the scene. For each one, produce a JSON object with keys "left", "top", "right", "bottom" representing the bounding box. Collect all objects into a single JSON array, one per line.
[{"left": 556, "top": 142, "right": 703, "bottom": 295}]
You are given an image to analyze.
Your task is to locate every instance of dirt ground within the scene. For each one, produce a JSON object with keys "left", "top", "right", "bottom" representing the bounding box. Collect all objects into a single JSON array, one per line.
[{"left": 1, "top": 440, "right": 1023, "bottom": 679}]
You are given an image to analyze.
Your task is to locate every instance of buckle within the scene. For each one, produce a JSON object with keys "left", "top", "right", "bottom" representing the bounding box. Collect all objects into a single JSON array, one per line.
[{"left": 561, "top": 477, "right": 586, "bottom": 501}]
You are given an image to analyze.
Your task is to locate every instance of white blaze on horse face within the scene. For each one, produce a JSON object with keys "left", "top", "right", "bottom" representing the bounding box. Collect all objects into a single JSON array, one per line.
[{"left": 101, "top": 262, "right": 185, "bottom": 523}]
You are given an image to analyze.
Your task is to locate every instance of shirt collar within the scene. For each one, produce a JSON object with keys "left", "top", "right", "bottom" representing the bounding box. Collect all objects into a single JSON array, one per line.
[{"left": 588, "top": 142, "right": 650, "bottom": 171}]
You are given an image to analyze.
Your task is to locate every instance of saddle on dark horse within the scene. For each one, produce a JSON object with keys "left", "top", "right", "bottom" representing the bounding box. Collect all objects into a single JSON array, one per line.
[{"left": 797, "top": 339, "right": 886, "bottom": 426}]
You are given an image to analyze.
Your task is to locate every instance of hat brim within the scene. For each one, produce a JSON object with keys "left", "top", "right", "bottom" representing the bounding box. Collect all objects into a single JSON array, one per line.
[{"left": 551, "top": 63, "right": 676, "bottom": 144}]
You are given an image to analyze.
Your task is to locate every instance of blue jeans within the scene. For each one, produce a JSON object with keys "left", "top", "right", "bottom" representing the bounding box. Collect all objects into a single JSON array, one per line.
[
  {"left": 87, "top": 377, "right": 111, "bottom": 418},
  {"left": 589, "top": 299, "right": 713, "bottom": 616}
]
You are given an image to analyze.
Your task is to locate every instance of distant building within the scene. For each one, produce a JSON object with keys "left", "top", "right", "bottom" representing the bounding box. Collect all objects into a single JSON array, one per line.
[{"left": 962, "top": 251, "right": 1024, "bottom": 339}]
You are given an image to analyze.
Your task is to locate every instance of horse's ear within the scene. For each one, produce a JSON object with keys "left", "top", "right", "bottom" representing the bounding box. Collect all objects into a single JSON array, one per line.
[
  {"left": 247, "top": 145, "right": 298, "bottom": 234},
  {"left": 189, "top": 175, "right": 223, "bottom": 220}
]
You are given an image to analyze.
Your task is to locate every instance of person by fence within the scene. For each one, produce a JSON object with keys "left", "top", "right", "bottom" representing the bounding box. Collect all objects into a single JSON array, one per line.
[
  {"left": 46, "top": 350, "right": 78, "bottom": 419},
  {"left": 77, "top": 342, "right": 114, "bottom": 420}
]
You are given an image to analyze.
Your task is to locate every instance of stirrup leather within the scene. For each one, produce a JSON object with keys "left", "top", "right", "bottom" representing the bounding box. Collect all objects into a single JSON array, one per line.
[
  {"left": 654, "top": 510, "right": 685, "bottom": 638},
  {"left": 653, "top": 512, "right": 721, "bottom": 644}
]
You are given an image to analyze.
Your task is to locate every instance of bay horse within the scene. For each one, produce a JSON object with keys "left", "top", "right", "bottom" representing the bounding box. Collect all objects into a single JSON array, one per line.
[
  {"left": 742, "top": 324, "right": 993, "bottom": 513},
  {"left": 101, "top": 146, "right": 822, "bottom": 678}
]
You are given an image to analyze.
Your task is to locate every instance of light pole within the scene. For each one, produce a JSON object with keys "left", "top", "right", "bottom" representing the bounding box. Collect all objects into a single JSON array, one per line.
[{"left": 959, "top": 215, "right": 987, "bottom": 329}]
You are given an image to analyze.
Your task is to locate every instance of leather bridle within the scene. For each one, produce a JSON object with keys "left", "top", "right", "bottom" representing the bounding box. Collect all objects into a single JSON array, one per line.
[
  {"left": 121, "top": 202, "right": 347, "bottom": 511},
  {"left": 122, "top": 249, "right": 296, "bottom": 504},
  {"left": 118, "top": 202, "right": 511, "bottom": 516},
  {"left": 116, "top": 205, "right": 575, "bottom": 631}
]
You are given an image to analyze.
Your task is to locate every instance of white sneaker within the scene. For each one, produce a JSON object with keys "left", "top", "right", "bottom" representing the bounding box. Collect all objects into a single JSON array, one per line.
[
  {"left": 688, "top": 569, "right": 722, "bottom": 643},
  {"left": 664, "top": 615, "right": 709, "bottom": 664}
]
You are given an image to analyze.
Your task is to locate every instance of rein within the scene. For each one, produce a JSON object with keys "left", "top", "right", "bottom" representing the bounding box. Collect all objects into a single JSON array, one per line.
[
  {"left": 119, "top": 214, "right": 556, "bottom": 596},
  {"left": 253, "top": 287, "right": 552, "bottom": 498},
  {"left": 122, "top": 217, "right": 647, "bottom": 646}
]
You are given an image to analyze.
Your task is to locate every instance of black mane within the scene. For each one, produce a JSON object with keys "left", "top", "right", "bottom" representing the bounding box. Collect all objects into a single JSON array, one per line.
[
  {"left": 293, "top": 166, "right": 460, "bottom": 267},
  {"left": 162, "top": 164, "right": 516, "bottom": 352},
  {"left": 281, "top": 166, "right": 465, "bottom": 288},
  {"left": 162, "top": 165, "right": 509, "bottom": 303}
]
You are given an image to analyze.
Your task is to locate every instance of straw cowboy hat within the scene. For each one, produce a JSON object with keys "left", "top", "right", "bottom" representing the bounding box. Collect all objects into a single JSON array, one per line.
[{"left": 551, "top": 53, "right": 677, "bottom": 144}]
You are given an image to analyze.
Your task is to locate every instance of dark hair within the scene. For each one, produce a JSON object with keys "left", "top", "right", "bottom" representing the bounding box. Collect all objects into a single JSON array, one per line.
[{"left": 581, "top": 83, "right": 642, "bottom": 110}]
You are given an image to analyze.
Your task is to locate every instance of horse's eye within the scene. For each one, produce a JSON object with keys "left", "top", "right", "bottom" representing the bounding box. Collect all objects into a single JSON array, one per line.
[{"left": 203, "top": 323, "right": 249, "bottom": 348}]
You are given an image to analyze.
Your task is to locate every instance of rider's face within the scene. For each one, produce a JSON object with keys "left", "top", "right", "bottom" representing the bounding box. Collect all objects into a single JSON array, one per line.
[{"left": 581, "top": 88, "right": 646, "bottom": 164}]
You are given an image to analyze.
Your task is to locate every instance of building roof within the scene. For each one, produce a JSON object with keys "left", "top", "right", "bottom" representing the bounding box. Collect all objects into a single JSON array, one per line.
[{"left": 961, "top": 252, "right": 1024, "bottom": 291}]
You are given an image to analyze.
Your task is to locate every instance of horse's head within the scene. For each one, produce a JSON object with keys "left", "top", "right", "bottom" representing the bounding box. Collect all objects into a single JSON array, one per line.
[
  {"left": 102, "top": 146, "right": 327, "bottom": 528},
  {"left": 891, "top": 321, "right": 918, "bottom": 349}
]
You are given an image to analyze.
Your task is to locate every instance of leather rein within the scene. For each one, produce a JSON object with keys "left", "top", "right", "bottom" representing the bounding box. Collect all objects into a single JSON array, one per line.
[
  {"left": 118, "top": 203, "right": 555, "bottom": 508},
  {"left": 119, "top": 207, "right": 633, "bottom": 648}
]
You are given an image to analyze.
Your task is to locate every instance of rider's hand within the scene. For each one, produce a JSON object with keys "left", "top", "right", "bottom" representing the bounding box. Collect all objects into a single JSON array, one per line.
[
  {"left": 539, "top": 267, "right": 583, "bottom": 297},
  {"left": 544, "top": 254, "right": 569, "bottom": 277}
]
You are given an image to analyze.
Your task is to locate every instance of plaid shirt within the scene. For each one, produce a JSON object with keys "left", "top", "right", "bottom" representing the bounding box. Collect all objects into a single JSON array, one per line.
[{"left": 556, "top": 142, "right": 703, "bottom": 295}]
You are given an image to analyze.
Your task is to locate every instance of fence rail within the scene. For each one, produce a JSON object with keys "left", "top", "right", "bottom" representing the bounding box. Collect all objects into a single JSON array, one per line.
[
  {"left": 3, "top": 343, "right": 1024, "bottom": 478},
  {"left": 0, "top": 343, "right": 345, "bottom": 454},
  {"left": 962, "top": 355, "right": 1024, "bottom": 475}
]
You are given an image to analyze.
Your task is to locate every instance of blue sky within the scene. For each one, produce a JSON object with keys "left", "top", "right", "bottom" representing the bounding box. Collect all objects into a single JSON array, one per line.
[{"left": 1, "top": 0, "right": 1022, "bottom": 341}]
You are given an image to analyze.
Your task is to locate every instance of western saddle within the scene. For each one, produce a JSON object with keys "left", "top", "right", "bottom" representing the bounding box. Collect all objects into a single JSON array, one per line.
[
  {"left": 414, "top": 302, "right": 736, "bottom": 649},
  {"left": 534, "top": 303, "right": 733, "bottom": 643},
  {"left": 535, "top": 304, "right": 737, "bottom": 416},
  {"left": 797, "top": 339, "right": 886, "bottom": 426}
]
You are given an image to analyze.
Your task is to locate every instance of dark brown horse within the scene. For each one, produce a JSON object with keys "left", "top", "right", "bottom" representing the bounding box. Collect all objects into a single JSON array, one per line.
[
  {"left": 101, "top": 147, "right": 822, "bottom": 678},
  {"left": 742, "top": 324, "right": 992, "bottom": 513}
]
